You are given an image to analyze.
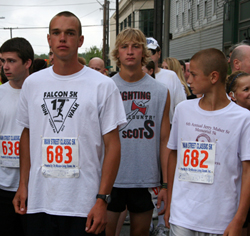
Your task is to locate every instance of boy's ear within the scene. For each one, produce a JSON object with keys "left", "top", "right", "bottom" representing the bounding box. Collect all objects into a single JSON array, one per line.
[
  {"left": 210, "top": 71, "right": 220, "bottom": 84},
  {"left": 25, "top": 59, "right": 32, "bottom": 70}
]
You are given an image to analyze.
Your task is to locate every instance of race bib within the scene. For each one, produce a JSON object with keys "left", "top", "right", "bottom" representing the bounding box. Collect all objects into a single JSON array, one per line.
[
  {"left": 179, "top": 141, "right": 216, "bottom": 184},
  {"left": 0, "top": 135, "right": 20, "bottom": 168},
  {"left": 42, "top": 137, "right": 79, "bottom": 178}
]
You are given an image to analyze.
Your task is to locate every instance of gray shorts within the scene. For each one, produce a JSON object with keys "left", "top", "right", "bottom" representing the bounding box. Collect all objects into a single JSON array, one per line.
[{"left": 170, "top": 224, "right": 223, "bottom": 236}]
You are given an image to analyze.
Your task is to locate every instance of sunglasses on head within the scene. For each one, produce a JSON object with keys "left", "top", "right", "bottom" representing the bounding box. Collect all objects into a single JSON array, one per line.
[{"left": 150, "top": 49, "right": 157, "bottom": 55}]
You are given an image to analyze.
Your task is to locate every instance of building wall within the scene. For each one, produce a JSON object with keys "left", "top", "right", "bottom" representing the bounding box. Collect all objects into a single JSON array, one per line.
[
  {"left": 169, "top": 0, "right": 223, "bottom": 61},
  {"left": 109, "top": 0, "right": 154, "bottom": 71}
]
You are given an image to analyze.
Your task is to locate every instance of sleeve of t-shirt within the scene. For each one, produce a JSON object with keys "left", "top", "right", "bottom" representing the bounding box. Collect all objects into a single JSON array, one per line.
[
  {"left": 167, "top": 106, "right": 179, "bottom": 150},
  {"left": 239, "top": 114, "right": 250, "bottom": 161},
  {"left": 99, "top": 84, "right": 127, "bottom": 136},
  {"left": 173, "top": 73, "right": 186, "bottom": 107},
  {"left": 16, "top": 80, "right": 29, "bottom": 129}
]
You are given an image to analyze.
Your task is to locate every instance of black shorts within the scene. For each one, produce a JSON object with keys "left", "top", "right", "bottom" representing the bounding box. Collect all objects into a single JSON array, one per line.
[
  {"left": 0, "top": 189, "right": 27, "bottom": 236},
  {"left": 107, "top": 187, "right": 154, "bottom": 213},
  {"left": 26, "top": 213, "right": 105, "bottom": 236}
]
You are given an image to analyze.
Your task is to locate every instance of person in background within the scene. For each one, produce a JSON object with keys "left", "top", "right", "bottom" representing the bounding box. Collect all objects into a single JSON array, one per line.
[
  {"left": 30, "top": 58, "right": 47, "bottom": 74},
  {"left": 48, "top": 47, "right": 54, "bottom": 66},
  {"left": 78, "top": 57, "right": 86, "bottom": 65},
  {"left": 0, "top": 37, "right": 34, "bottom": 236},
  {"left": 88, "top": 57, "right": 106, "bottom": 74},
  {"left": 230, "top": 45, "right": 250, "bottom": 74},
  {"left": 226, "top": 71, "right": 250, "bottom": 236},
  {"left": 142, "top": 60, "right": 155, "bottom": 78},
  {"left": 162, "top": 57, "right": 191, "bottom": 97}
]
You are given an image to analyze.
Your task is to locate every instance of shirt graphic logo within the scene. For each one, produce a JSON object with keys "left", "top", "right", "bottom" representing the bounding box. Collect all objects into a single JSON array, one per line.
[
  {"left": 120, "top": 100, "right": 148, "bottom": 131},
  {"left": 41, "top": 91, "right": 79, "bottom": 133}
]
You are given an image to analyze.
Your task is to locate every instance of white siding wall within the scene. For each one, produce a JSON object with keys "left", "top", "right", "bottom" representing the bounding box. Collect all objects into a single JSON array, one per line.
[{"left": 169, "top": 0, "right": 223, "bottom": 60}]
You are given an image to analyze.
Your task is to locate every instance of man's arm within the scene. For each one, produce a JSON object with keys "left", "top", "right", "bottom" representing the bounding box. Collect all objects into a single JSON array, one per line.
[
  {"left": 164, "top": 150, "right": 177, "bottom": 228},
  {"left": 157, "top": 92, "right": 171, "bottom": 215},
  {"left": 223, "top": 161, "right": 250, "bottom": 236},
  {"left": 85, "top": 127, "right": 121, "bottom": 235},
  {"left": 13, "top": 127, "right": 30, "bottom": 214}
]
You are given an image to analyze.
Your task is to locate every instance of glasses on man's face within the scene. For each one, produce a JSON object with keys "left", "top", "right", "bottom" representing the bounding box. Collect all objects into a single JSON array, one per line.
[{"left": 150, "top": 49, "right": 157, "bottom": 55}]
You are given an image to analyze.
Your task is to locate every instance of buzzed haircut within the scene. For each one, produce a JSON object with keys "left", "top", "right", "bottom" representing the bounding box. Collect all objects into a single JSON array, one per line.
[
  {"left": 0, "top": 37, "right": 34, "bottom": 67},
  {"left": 111, "top": 28, "right": 151, "bottom": 67},
  {"left": 191, "top": 48, "right": 228, "bottom": 83},
  {"left": 49, "top": 11, "right": 82, "bottom": 36}
]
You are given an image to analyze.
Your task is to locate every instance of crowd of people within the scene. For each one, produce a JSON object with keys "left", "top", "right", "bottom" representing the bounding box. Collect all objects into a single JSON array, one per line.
[{"left": 0, "top": 10, "right": 250, "bottom": 236}]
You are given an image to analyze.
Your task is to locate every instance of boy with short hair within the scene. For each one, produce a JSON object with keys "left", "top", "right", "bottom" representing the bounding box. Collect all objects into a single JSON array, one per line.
[
  {"left": 165, "top": 48, "right": 250, "bottom": 235},
  {"left": 106, "top": 28, "right": 171, "bottom": 236},
  {"left": 13, "top": 11, "right": 126, "bottom": 236},
  {"left": 0, "top": 37, "right": 34, "bottom": 236}
]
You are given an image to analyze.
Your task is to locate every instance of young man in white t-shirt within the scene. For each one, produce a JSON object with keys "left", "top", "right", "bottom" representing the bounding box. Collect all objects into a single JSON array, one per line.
[
  {"left": 0, "top": 37, "right": 34, "bottom": 236},
  {"left": 165, "top": 48, "right": 250, "bottom": 236},
  {"left": 147, "top": 37, "right": 186, "bottom": 124},
  {"left": 13, "top": 11, "right": 126, "bottom": 236}
]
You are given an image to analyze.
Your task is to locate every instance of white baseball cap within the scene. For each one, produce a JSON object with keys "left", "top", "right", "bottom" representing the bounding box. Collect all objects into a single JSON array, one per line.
[{"left": 146, "top": 37, "right": 160, "bottom": 50}]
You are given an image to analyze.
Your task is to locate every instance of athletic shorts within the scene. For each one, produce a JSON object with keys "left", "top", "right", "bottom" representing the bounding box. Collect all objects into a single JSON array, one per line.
[
  {"left": 170, "top": 224, "right": 223, "bottom": 236},
  {"left": 0, "top": 189, "right": 27, "bottom": 236},
  {"left": 107, "top": 187, "right": 154, "bottom": 213},
  {"left": 26, "top": 213, "right": 105, "bottom": 236}
]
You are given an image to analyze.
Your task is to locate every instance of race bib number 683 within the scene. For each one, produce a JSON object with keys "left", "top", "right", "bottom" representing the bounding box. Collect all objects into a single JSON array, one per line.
[{"left": 42, "top": 137, "right": 79, "bottom": 178}]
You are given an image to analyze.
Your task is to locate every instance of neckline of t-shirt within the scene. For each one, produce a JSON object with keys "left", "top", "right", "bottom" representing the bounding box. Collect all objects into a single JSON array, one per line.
[
  {"left": 196, "top": 97, "right": 233, "bottom": 115},
  {"left": 49, "top": 66, "right": 87, "bottom": 80},
  {"left": 5, "top": 82, "right": 21, "bottom": 93},
  {"left": 116, "top": 73, "right": 148, "bottom": 86}
]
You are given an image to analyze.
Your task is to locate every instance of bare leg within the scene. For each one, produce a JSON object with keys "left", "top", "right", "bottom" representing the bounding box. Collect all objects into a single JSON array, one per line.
[
  {"left": 130, "top": 209, "right": 153, "bottom": 236},
  {"left": 115, "top": 208, "right": 128, "bottom": 236},
  {"left": 106, "top": 211, "right": 121, "bottom": 236}
]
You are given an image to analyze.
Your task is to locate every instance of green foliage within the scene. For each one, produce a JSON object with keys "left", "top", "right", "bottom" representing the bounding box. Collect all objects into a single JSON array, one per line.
[
  {"left": 35, "top": 53, "right": 48, "bottom": 59},
  {"left": 35, "top": 46, "right": 102, "bottom": 65},
  {"left": 79, "top": 46, "right": 102, "bottom": 65}
]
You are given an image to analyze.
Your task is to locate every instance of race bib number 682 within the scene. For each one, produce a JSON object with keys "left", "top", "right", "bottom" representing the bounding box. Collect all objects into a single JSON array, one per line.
[{"left": 179, "top": 141, "right": 216, "bottom": 184}]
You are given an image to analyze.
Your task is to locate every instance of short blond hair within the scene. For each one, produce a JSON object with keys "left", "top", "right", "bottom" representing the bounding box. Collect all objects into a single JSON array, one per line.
[{"left": 111, "top": 28, "right": 151, "bottom": 67}]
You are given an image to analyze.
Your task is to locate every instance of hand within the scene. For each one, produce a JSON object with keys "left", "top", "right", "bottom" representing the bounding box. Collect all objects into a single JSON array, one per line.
[
  {"left": 223, "top": 219, "right": 242, "bottom": 236},
  {"left": 12, "top": 184, "right": 28, "bottom": 215},
  {"left": 85, "top": 199, "right": 107, "bottom": 235},
  {"left": 156, "top": 188, "right": 167, "bottom": 215},
  {"left": 164, "top": 205, "right": 170, "bottom": 229}
]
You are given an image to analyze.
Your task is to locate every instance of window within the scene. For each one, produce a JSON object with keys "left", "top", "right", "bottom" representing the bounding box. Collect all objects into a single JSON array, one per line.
[
  {"left": 181, "top": 0, "right": 185, "bottom": 27},
  {"left": 124, "top": 18, "right": 127, "bottom": 28},
  {"left": 196, "top": 0, "right": 200, "bottom": 21},
  {"left": 139, "top": 9, "right": 154, "bottom": 37},
  {"left": 120, "top": 22, "right": 123, "bottom": 32},
  {"left": 176, "top": 1, "right": 179, "bottom": 28},
  {"left": 212, "top": 0, "right": 217, "bottom": 20},
  {"left": 203, "top": 0, "right": 208, "bottom": 18},
  {"left": 128, "top": 14, "right": 132, "bottom": 27},
  {"left": 212, "top": 0, "right": 217, "bottom": 15},
  {"left": 188, "top": 1, "right": 191, "bottom": 25}
]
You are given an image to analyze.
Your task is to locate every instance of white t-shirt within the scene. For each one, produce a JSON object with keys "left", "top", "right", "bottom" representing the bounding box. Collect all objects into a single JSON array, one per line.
[
  {"left": 167, "top": 98, "right": 250, "bottom": 234},
  {"left": 0, "top": 82, "right": 23, "bottom": 192},
  {"left": 155, "top": 69, "right": 186, "bottom": 123},
  {"left": 16, "top": 66, "right": 127, "bottom": 217}
]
